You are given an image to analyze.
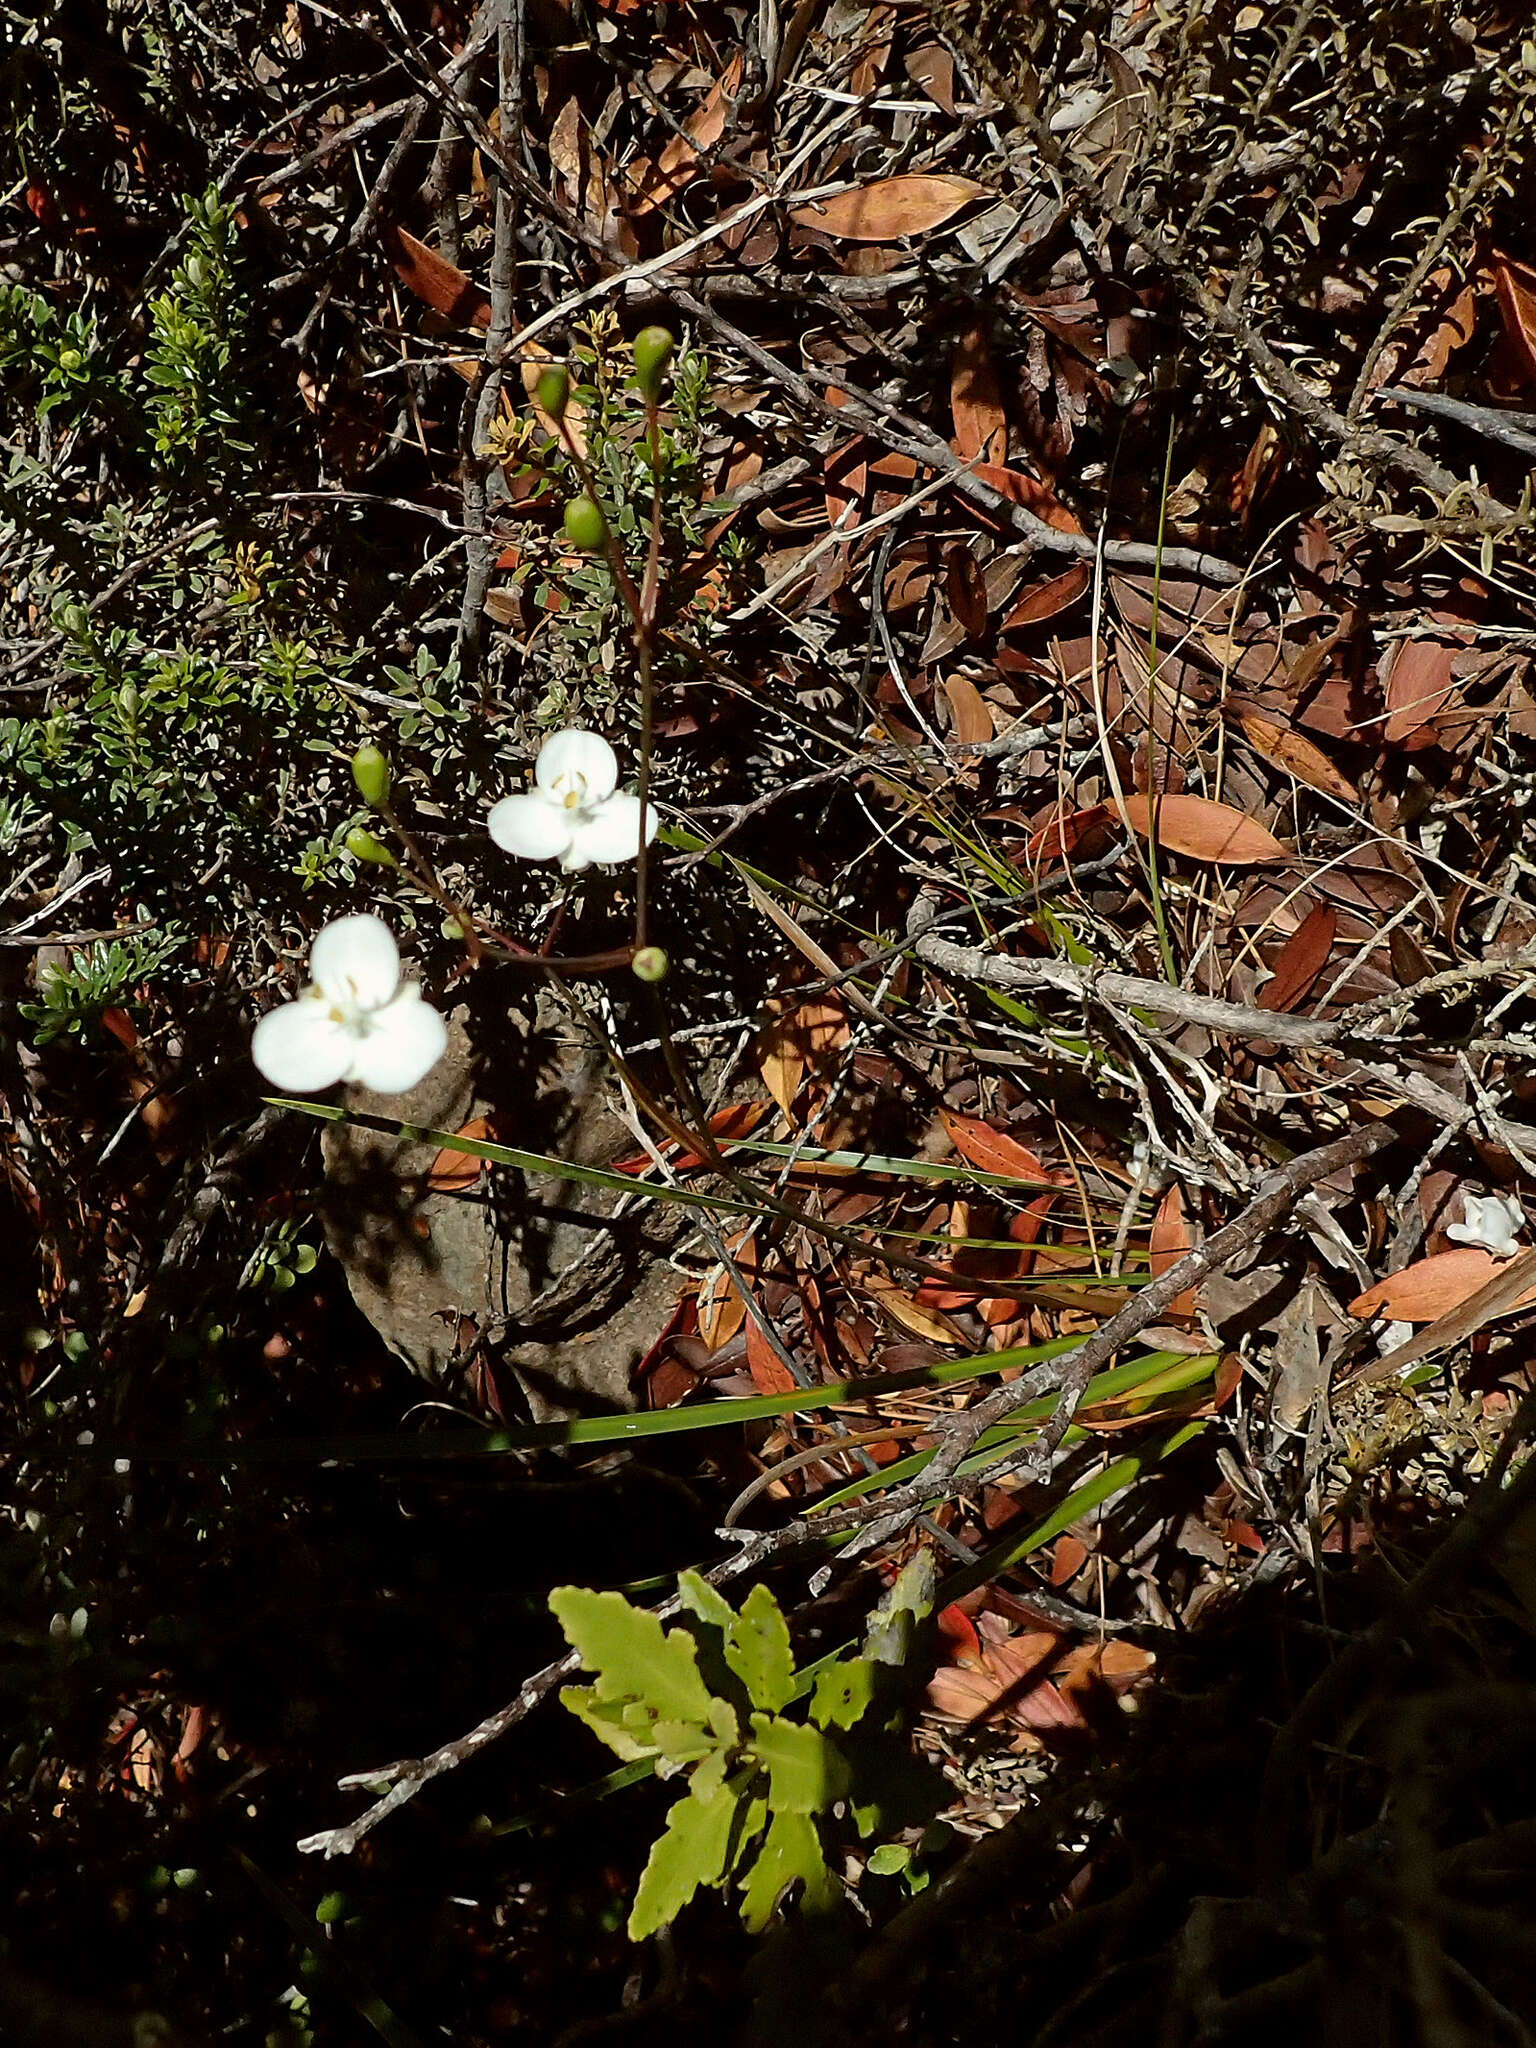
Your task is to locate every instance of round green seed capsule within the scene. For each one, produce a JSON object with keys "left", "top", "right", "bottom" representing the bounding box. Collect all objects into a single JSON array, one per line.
[
  {"left": 535, "top": 365, "right": 569, "bottom": 419},
  {"left": 563, "top": 495, "right": 607, "bottom": 551},
  {"left": 632, "top": 326, "right": 675, "bottom": 400},
  {"left": 631, "top": 945, "right": 668, "bottom": 984},
  {"left": 351, "top": 744, "right": 391, "bottom": 808},
  {"left": 344, "top": 826, "right": 396, "bottom": 867}
]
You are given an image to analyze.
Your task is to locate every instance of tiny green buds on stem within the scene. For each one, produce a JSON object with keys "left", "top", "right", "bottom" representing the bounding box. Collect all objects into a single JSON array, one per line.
[
  {"left": 535, "top": 365, "right": 569, "bottom": 419},
  {"left": 563, "top": 495, "right": 607, "bottom": 551},
  {"left": 344, "top": 825, "right": 396, "bottom": 867},
  {"left": 351, "top": 743, "right": 391, "bottom": 808},
  {"left": 631, "top": 945, "right": 668, "bottom": 983},
  {"left": 632, "top": 326, "right": 675, "bottom": 401}
]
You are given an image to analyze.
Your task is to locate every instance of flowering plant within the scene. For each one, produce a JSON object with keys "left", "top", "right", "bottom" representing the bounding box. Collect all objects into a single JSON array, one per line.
[
  {"left": 251, "top": 914, "right": 446, "bottom": 1094},
  {"left": 488, "top": 729, "right": 655, "bottom": 872}
]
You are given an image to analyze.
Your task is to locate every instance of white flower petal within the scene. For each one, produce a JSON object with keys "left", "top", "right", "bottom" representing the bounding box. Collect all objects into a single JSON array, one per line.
[
  {"left": 252, "top": 996, "right": 354, "bottom": 1092},
  {"left": 488, "top": 792, "right": 573, "bottom": 862},
  {"left": 535, "top": 728, "right": 618, "bottom": 802},
  {"left": 310, "top": 914, "right": 401, "bottom": 1010},
  {"left": 345, "top": 986, "right": 449, "bottom": 1094},
  {"left": 1446, "top": 1191, "right": 1525, "bottom": 1258},
  {"left": 562, "top": 791, "right": 657, "bottom": 869}
]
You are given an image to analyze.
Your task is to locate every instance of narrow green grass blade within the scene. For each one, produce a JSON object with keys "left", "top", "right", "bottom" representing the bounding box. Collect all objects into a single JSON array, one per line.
[{"left": 941, "top": 1420, "right": 1208, "bottom": 1599}]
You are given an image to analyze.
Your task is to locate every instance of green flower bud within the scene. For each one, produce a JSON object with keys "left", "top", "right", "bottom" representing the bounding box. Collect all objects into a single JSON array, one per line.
[
  {"left": 535, "top": 365, "right": 569, "bottom": 419},
  {"left": 632, "top": 326, "right": 675, "bottom": 400},
  {"left": 57, "top": 347, "right": 84, "bottom": 373},
  {"left": 631, "top": 945, "right": 668, "bottom": 983},
  {"left": 344, "top": 826, "right": 396, "bottom": 867},
  {"left": 351, "top": 743, "right": 391, "bottom": 807},
  {"left": 563, "top": 495, "right": 607, "bottom": 551}
]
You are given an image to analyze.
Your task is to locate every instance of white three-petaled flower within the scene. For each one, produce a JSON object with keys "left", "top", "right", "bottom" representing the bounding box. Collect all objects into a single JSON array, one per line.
[
  {"left": 251, "top": 914, "right": 447, "bottom": 1095},
  {"left": 1445, "top": 1191, "right": 1526, "bottom": 1260},
  {"left": 487, "top": 728, "right": 657, "bottom": 872}
]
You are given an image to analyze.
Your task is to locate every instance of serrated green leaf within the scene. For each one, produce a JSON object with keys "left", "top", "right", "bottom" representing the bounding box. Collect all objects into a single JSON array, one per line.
[
  {"left": 550, "top": 1586, "right": 714, "bottom": 1725},
  {"left": 810, "top": 1658, "right": 877, "bottom": 1731},
  {"left": 725, "top": 1583, "right": 796, "bottom": 1712},
  {"left": 749, "top": 1714, "right": 850, "bottom": 1814},
  {"left": 560, "top": 1686, "right": 658, "bottom": 1764},
  {"left": 708, "top": 1694, "right": 740, "bottom": 1746},
  {"left": 738, "top": 1810, "right": 840, "bottom": 1934},
  {"left": 629, "top": 1777, "right": 743, "bottom": 1941},
  {"left": 675, "top": 1568, "right": 735, "bottom": 1632}
]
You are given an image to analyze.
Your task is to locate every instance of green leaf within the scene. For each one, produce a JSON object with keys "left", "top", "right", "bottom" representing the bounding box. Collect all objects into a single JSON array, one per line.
[
  {"left": 629, "top": 1776, "right": 743, "bottom": 1941},
  {"left": 749, "top": 1715, "right": 850, "bottom": 1814},
  {"left": 810, "top": 1658, "right": 877, "bottom": 1731},
  {"left": 738, "top": 1810, "right": 840, "bottom": 1934},
  {"left": 864, "top": 1844, "right": 910, "bottom": 1877},
  {"left": 560, "top": 1686, "right": 658, "bottom": 1764},
  {"left": 675, "top": 1569, "right": 735, "bottom": 1632},
  {"left": 725, "top": 1583, "right": 796, "bottom": 1713},
  {"left": 707, "top": 1695, "right": 740, "bottom": 1746},
  {"left": 549, "top": 1587, "right": 715, "bottom": 1726},
  {"left": 649, "top": 1718, "right": 725, "bottom": 1767},
  {"left": 864, "top": 1552, "right": 939, "bottom": 1666}
]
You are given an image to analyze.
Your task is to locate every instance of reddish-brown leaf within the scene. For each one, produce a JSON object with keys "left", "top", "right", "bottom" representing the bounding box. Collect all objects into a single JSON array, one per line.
[
  {"left": 1002, "top": 563, "right": 1091, "bottom": 630},
  {"left": 791, "top": 174, "right": 988, "bottom": 242},
  {"left": 745, "top": 1315, "right": 797, "bottom": 1395},
  {"left": 1149, "top": 1185, "right": 1197, "bottom": 1321},
  {"left": 609, "top": 1100, "right": 770, "bottom": 1176},
  {"left": 1025, "top": 802, "right": 1111, "bottom": 865},
  {"left": 1258, "top": 901, "right": 1337, "bottom": 1014},
  {"left": 758, "top": 999, "right": 849, "bottom": 1119},
  {"left": 951, "top": 317, "right": 1007, "bottom": 464},
  {"left": 699, "top": 1232, "right": 759, "bottom": 1351},
  {"left": 427, "top": 1117, "right": 495, "bottom": 1192},
  {"left": 1494, "top": 252, "right": 1536, "bottom": 385},
  {"left": 941, "top": 1113, "right": 1054, "bottom": 1184},
  {"left": 388, "top": 227, "right": 491, "bottom": 329},
  {"left": 973, "top": 460, "right": 1083, "bottom": 535},
  {"left": 1115, "top": 792, "right": 1286, "bottom": 864},
  {"left": 942, "top": 674, "right": 994, "bottom": 744},
  {"left": 1382, "top": 634, "right": 1459, "bottom": 748},
  {"left": 629, "top": 54, "right": 744, "bottom": 215},
  {"left": 1236, "top": 707, "right": 1359, "bottom": 803},
  {"left": 1349, "top": 1249, "right": 1536, "bottom": 1325},
  {"left": 904, "top": 44, "right": 958, "bottom": 114}
]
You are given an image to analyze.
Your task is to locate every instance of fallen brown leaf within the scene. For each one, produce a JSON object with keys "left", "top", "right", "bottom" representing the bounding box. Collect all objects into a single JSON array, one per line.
[
  {"left": 1115, "top": 792, "right": 1286, "bottom": 864},
  {"left": 791, "top": 174, "right": 988, "bottom": 242}
]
